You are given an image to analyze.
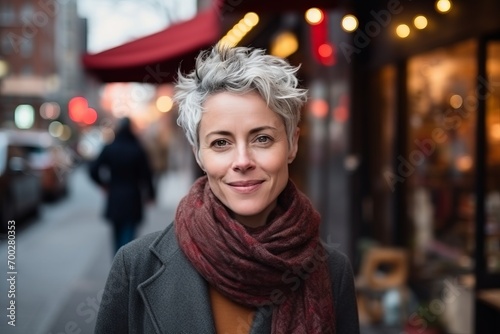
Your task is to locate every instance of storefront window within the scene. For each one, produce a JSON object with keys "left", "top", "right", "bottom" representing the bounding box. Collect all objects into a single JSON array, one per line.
[
  {"left": 485, "top": 41, "right": 500, "bottom": 273},
  {"left": 406, "top": 40, "right": 477, "bottom": 274}
]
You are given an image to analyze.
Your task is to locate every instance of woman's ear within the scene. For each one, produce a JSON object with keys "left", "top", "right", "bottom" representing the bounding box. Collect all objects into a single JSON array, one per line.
[
  {"left": 287, "top": 127, "right": 300, "bottom": 164},
  {"left": 192, "top": 146, "right": 205, "bottom": 171}
]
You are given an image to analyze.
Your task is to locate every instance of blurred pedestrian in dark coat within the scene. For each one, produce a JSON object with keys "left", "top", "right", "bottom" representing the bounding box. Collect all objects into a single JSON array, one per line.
[{"left": 89, "top": 117, "right": 155, "bottom": 253}]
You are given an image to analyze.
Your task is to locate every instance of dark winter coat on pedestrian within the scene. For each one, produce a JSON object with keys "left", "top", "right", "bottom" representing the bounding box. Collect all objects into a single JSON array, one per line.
[
  {"left": 89, "top": 121, "right": 155, "bottom": 226},
  {"left": 93, "top": 224, "right": 360, "bottom": 334}
]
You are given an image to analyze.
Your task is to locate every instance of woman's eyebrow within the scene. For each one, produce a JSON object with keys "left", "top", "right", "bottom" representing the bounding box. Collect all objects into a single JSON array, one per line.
[
  {"left": 205, "top": 126, "right": 278, "bottom": 138},
  {"left": 205, "top": 130, "right": 232, "bottom": 137},
  {"left": 249, "top": 126, "right": 278, "bottom": 134}
]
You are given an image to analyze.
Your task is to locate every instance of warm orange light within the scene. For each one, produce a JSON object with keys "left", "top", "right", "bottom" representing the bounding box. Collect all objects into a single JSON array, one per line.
[
  {"left": 244, "top": 12, "right": 259, "bottom": 27},
  {"left": 156, "top": 96, "right": 173, "bottom": 112},
  {"left": 396, "top": 24, "right": 410, "bottom": 38},
  {"left": 270, "top": 31, "right": 299, "bottom": 58},
  {"left": 220, "top": 12, "right": 259, "bottom": 47},
  {"left": 341, "top": 15, "right": 358, "bottom": 32},
  {"left": 491, "top": 123, "right": 500, "bottom": 141},
  {"left": 305, "top": 8, "right": 324, "bottom": 25},
  {"left": 456, "top": 155, "right": 473, "bottom": 171},
  {"left": 413, "top": 15, "right": 428, "bottom": 29},
  {"left": 436, "top": 0, "right": 452, "bottom": 13},
  {"left": 450, "top": 94, "right": 463, "bottom": 109}
]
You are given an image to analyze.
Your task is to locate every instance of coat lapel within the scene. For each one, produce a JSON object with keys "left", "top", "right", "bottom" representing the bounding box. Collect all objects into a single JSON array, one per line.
[
  {"left": 136, "top": 224, "right": 273, "bottom": 334},
  {"left": 137, "top": 225, "right": 216, "bottom": 334}
]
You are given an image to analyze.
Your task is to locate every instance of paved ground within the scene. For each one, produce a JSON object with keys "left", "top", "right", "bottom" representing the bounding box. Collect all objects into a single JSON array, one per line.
[{"left": 0, "top": 166, "right": 192, "bottom": 334}]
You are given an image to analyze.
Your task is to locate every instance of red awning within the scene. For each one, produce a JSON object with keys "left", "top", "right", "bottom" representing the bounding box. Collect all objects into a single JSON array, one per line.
[
  {"left": 82, "top": 0, "right": 339, "bottom": 83},
  {"left": 82, "top": 5, "right": 221, "bottom": 83}
]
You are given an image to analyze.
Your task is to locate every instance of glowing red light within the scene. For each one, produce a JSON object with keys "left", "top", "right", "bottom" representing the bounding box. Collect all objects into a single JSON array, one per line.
[
  {"left": 83, "top": 108, "right": 98, "bottom": 125},
  {"left": 318, "top": 43, "right": 333, "bottom": 57},
  {"left": 318, "top": 43, "right": 336, "bottom": 66},
  {"left": 333, "top": 96, "right": 349, "bottom": 122},
  {"left": 68, "top": 97, "right": 88, "bottom": 123},
  {"left": 309, "top": 99, "right": 329, "bottom": 118}
]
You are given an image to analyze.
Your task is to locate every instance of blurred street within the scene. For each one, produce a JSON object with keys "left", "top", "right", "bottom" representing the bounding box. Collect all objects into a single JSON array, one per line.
[
  {"left": 0, "top": 165, "right": 192, "bottom": 334},
  {"left": 2, "top": 0, "right": 500, "bottom": 332}
]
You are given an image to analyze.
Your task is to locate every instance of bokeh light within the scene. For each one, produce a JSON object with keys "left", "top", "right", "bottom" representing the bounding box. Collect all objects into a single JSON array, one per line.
[
  {"left": 243, "top": 12, "right": 259, "bottom": 27},
  {"left": 318, "top": 43, "right": 333, "bottom": 58},
  {"left": 305, "top": 8, "right": 324, "bottom": 25},
  {"left": 342, "top": 15, "right": 358, "bottom": 32},
  {"left": 68, "top": 96, "right": 89, "bottom": 123},
  {"left": 414, "top": 16, "right": 428, "bottom": 30},
  {"left": 83, "top": 108, "right": 98, "bottom": 125},
  {"left": 48, "top": 121, "right": 64, "bottom": 138},
  {"left": 491, "top": 123, "right": 500, "bottom": 141},
  {"left": 396, "top": 24, "right": 411, "bottom": 38},
  {"left": 40, "top": 102, "right": 61, "bottom": 120},
  {"left": 309, "top": 99, "right": 329, "bottom": 118},
  {"left": 220, "top": 12, "right": 259, "bottom": 47},
  {"left": 14, "top": 104, "right": 35, "bottom": 129},
  {"left": 450, "top": 94, "right": 463, "bottom": 109},
  {"left": 436, "top": 0, "right": 452, "bottom": 13},
  {"left": 270, "top": 31, "right": 299, "bottom": 58},
  {"left": 156, "top": 96, "right": 173, "bottom": 112}
]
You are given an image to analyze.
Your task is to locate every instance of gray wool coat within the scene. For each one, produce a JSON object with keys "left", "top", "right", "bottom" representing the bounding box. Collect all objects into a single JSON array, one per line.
[{"left": 94, "top": 223, "right": 360, "bottom": 334}]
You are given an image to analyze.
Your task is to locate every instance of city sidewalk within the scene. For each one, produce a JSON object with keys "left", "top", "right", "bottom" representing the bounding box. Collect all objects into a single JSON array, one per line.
[{"left": 0, "top": 166, "right": 193, "bottom": 334}]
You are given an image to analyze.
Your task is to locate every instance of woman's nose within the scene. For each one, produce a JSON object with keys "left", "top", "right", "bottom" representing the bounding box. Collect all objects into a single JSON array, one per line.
[{"left": 232, "top": 146, "right": 255, "bottom": 172}]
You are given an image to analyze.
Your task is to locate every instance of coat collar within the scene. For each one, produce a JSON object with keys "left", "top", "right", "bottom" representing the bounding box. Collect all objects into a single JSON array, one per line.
[
  {"left": 137, "top": 223, "right": 272, "bottom": 334},
  {"left": 137, "top": 224, "right": 216, "bottom": 333}
]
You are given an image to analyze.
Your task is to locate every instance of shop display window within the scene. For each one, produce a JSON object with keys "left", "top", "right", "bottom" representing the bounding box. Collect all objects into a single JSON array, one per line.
[
  {"left": 485, "top": 41, "right": 500, "bottom": 274},
  {"left": 406, "top": 39, "right": 478, "bottom": 275}
]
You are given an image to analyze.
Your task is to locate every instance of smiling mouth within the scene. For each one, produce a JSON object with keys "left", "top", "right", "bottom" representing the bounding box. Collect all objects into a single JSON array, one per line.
[
  {"left": 227, "top": 180, "right": 264, "bottom": 193},
  {"left": 228, "top": 180, "right": 263, "bottom": 187}
]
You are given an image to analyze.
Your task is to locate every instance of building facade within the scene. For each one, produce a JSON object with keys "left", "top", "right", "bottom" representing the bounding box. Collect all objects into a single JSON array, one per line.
[{"left": 0, "top": 0, "right": 86, "bottom": 131}]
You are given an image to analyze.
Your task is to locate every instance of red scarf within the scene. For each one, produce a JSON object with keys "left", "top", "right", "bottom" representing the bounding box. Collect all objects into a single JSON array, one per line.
[{"left": 175, "top": 176, "right": 335, "bottom": 334}]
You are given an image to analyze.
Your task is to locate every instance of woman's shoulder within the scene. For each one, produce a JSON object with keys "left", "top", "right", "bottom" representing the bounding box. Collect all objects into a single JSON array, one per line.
[
  {"left": 117, "top": 224, "right": 178, "bottom": 269},
  {"left": 323, "top": 244, "right": 355, "bottom": 282},
  {"left": 324, "top": 245, "right": 350, "bottom": 267}
]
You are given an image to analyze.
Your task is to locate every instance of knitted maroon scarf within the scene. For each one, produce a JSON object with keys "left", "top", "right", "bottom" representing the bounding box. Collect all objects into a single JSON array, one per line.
[{"left": 175, "top": 176, "right": 335, "bottom": 333}]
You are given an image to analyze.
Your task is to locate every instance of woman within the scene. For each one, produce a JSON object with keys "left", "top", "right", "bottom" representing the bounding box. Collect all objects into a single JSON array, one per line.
[{"left": 94, "top": 45, "right": 359, "bottom": 334}]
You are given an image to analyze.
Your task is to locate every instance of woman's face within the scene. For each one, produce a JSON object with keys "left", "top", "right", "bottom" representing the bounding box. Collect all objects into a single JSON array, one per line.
[{"left": 198, "top": 91, "right": 299, "bottom": 228}]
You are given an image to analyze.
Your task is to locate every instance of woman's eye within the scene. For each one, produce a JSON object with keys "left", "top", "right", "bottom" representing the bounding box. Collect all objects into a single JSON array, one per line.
[
  {"left": 256, "top": 136, "right": 271, "bottom": 143},
  {"left": 212, "top": 139, "right": 228, "bottom": 147}
]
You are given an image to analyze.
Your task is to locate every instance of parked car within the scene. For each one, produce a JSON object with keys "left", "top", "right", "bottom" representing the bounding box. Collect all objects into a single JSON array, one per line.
[
  {"left": 4, "top": 129, "right": 72, "bottom": 200},
  {"left": 0, "top": 131, "right": 42, "bottom": 231}
]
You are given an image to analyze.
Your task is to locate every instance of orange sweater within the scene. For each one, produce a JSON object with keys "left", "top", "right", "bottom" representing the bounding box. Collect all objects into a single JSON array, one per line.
[{"left": 209, "top": 286, "right": 256, "bottom": 334}]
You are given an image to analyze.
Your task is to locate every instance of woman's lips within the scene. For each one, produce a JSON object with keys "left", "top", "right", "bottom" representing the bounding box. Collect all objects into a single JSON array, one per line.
[{"left": 227, "top": 180, "right": 264, "bottom": 194}]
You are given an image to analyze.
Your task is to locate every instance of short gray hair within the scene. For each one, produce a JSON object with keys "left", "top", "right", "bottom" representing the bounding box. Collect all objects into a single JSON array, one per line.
[{"left": 174, "top": 45, "right": 308, "bottom": 153}]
